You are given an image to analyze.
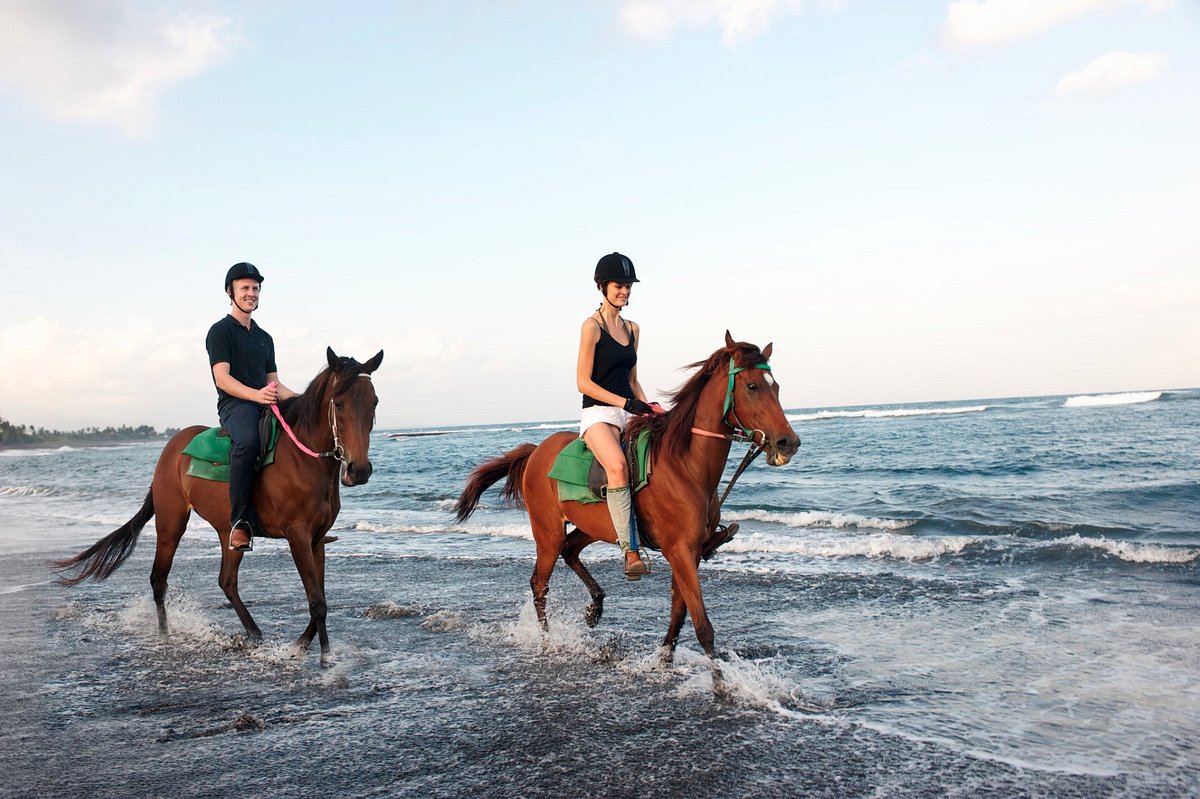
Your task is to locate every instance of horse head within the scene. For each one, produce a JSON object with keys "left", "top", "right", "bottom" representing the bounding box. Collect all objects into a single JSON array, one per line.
[
  {"left": 324, "top": 346, "right": 384, "bottom": 486},
  {"left": 720, "top": 331, "right": 800, "bottom": 466}
]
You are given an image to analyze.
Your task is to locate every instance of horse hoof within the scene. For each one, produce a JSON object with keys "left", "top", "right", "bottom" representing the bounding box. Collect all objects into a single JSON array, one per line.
[
  {"left": 584, "top": 603, "right": 603, "bottom": 628},
  {"left": 710, "top": 663, "right": 730, "bottom": 699}
]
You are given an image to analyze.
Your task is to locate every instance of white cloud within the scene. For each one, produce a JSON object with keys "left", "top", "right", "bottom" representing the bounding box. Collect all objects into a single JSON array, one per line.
[
  {"left": 0, "top": 315, "right": 485, "bottom": 430},
  {"left": 0, "top": 317, "right": 210, "bottom": 429},
  {"left": 616, "top": 0, "right": 851, "bottom": 47},
  {"left": 0, "top": 0, "right": 238, "bottom": 137},
  {"left": 942, "top": 0, "right": 1167, "bottom": 49},
  {"left": 1055, "top": 49, "right": 1167, "bottom": 96}
]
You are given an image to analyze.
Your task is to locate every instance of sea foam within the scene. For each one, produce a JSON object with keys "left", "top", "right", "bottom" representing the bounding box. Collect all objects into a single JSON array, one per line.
[
  {"left": 788, "top": 405, "right": 987, "bottom": 422},
  {"left": 0, "top": 485, "right": 54, "bottom": 497},
  {"left": 1064, "top": 391, "right": 1161, "bottom": 407},
  {"left": 720, "top": 530, "right": 979, "bottom": 561},
  {"left": 353, "top": 519, "right": 534, "bottom": 540},
  {"left": 725, "top": 508, "right": 916, "bottom": 531},
  {"left": 1056, "top": 534, "right": 1198, "bottom": 564}
]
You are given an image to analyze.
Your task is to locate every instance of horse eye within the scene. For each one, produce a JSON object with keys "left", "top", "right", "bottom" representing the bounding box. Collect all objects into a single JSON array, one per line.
[
  {"left": 747, "top": 382, "right": 759, "bottom": 391},
  {"left": 334, "top": 399, "right": 344, "bottom": 410}
]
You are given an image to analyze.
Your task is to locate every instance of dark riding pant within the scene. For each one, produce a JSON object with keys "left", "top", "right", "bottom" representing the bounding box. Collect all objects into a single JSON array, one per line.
[{"left": 219, "top": 400, "right": 263, "bottom": 532}]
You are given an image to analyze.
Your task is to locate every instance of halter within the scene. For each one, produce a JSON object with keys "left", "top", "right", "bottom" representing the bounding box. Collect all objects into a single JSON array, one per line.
[
  {"left": 691, "top": 357, "right": 773, "bottom": 445},
  {"left": 690, "top": 356, "right": 774, "bottom": 512},
  {"left": 271, "top": 373, "right": 373, "bottom": 461}
]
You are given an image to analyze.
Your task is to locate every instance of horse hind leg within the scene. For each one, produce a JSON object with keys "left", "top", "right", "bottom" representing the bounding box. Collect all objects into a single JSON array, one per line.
[
  {"left": 562, "top": 528, "right": 605, "bottom": 627},
  {"left": 530, "top": 545, "right": 558, "bottom": 631},
  {"left": 149, "top": 501, "right": 191, "bottom": 636},
  {"left": 528, "top": 514, "right": 568, "bottom": 631}
]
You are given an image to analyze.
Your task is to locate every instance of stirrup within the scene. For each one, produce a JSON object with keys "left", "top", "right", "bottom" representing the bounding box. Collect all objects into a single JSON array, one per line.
[
  {"left": 702, "top": 522, "right": 739, "bottom": 561},
  {"left": 229, "top": 522, "right": 254, "bottom": 553}
]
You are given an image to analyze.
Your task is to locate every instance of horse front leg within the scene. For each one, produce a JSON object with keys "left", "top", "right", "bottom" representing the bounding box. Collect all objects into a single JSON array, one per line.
[
  {"left": 666, "top": 552, "right": 715, "bottom": 656},
  {"left": 663, "top": 548, "right": 726, "bottom": 692},
  {"left": 295, "top": 538, "right": 328, "bottom": 650},
  {"left": 660, "top": 574, "right": 689, "bottom": 664},
  {"left": 287, "top": 536, "right": 330, "bottom": 664},
  {"left": 218, "top": 536, "right": 262, "bottom": 641}
]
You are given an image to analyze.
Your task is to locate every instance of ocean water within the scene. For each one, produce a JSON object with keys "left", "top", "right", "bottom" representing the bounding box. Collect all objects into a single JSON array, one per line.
[{"left": 1, "top": 389, "right": 1197, "bottom": 798}]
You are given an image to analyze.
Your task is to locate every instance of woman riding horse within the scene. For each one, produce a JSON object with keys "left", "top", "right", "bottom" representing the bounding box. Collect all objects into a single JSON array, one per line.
[
  {"left": 456, "top": 332, "right": 799, "bottom": 665},
  {"left": 577, "top": 252, "right": 664, "bottom": 580}
]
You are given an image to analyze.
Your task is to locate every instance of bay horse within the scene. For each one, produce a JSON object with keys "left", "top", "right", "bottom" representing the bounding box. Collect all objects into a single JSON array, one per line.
[
  {"left": 55, "top": 347, "right": 383, "bottom": 661},
  {"left": 454, "top": 332, "right": 799, "bottom": 665}
]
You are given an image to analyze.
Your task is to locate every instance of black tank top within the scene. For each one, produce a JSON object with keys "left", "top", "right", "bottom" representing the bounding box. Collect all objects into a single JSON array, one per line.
[{"left": 582, "top": 318, "right": 636, "bottom": 409}]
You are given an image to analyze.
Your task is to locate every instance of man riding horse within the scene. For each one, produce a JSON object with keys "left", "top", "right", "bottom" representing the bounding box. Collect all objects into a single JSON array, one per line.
[{"left": 205, "top": 262, "right": 299, "bottom": 552}]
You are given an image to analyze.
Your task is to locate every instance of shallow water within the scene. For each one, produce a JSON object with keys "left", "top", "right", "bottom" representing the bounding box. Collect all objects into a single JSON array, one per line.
[{"left": 1, "top": 390, "right": 1197, "bottom": 797}]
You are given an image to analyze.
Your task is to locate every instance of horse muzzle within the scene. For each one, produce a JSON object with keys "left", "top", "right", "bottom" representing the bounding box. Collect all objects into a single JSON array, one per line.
[
  {"left": 765, "top": 432, "right": 800, "bottom": 466},
  {"left": 340, "top": 459, "right": 373, "bottom": 486}
]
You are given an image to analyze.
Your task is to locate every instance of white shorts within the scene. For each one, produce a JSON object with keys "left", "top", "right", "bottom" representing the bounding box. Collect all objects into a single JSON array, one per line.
[{"left": 580, "top": 405, "right": 632, "bottom": 437}]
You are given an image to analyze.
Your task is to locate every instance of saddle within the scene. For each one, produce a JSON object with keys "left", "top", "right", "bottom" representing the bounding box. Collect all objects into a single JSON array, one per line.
[
  {"left": 546, "top": 429, "right": 652, "bottom": 504},
  {"left": 181, "top": 408, "right": 281, "bottom": 482}
]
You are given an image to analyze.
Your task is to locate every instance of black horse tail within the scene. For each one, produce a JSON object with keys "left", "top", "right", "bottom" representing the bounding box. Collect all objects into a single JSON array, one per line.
[
  {"left": 454, "top": 444, "right": 536, "bottom": 522},
  {"left": 53, "top": 489, "right": 155, "bottom": 586}
]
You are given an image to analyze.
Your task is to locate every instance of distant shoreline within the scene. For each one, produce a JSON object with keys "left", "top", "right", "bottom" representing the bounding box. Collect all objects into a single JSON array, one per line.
[{"left": 0, "top": 436, "right": 168, "bottom": 452}]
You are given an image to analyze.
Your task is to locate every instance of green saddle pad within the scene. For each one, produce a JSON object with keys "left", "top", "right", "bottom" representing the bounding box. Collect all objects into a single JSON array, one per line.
[
  {"left": 181, "top": 418, "right": 281, "bottom": 482},
  {"left": 547, "top": 429, "right": 652, "bottom": 504}
]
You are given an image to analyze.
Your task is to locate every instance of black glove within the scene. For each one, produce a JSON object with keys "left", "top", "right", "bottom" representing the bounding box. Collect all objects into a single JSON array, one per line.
[{"left": 624, "top": 397, "right": 653, "bottom": 415}]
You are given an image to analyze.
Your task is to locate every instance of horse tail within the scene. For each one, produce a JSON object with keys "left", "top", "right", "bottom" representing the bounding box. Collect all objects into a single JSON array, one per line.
[
  {"left": 454, "top": 443, "right": 536, "bottom": 522},
  {"left": 53, "top": 488, "right": 155, "bottom": 586}
]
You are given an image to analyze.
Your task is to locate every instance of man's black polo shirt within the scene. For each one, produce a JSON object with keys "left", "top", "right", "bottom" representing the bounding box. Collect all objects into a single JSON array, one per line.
[{"left": 206, "top": 315, "right": 277, "bottom": 413}]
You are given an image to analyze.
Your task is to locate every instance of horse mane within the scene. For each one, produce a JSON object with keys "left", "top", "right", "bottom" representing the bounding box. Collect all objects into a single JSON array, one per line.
[
  {"left": 279, "top": 355, "right": 365, "bottom": 432},
  {"left": 626, "top": 340, "right": 767, "bottom": 461}
]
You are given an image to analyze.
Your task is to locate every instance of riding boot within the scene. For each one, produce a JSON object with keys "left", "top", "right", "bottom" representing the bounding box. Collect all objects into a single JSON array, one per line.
[
  {"left": 607, "top": 486, "right": 648, "bottom": 579},
  {"left": 220, "top": 400, "right": 263, "bottom": 545},
  {"left": 606, "top": 485, "right": 633, "bottom": 553}
]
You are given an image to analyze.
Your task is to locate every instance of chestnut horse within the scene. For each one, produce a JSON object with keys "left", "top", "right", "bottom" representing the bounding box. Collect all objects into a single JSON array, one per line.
[
  {"left": 55, "top": 347, "right": 383, "bottom": 661},
  {"left": 454, "top": 333, "right": 799, "bottom": 663}
]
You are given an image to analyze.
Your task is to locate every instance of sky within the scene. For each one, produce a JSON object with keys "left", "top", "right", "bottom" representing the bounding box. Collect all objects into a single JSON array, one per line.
[{"left": 0, "top": 0, "right": 1197, "bottom": 430}]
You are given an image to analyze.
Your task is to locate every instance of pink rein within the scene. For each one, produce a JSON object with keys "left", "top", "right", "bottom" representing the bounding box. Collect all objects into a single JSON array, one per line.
[{"left": 271, "top": 403, "right": 331, "bottom": 459}]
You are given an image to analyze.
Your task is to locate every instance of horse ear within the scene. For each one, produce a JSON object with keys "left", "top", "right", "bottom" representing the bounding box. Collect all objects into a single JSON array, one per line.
[
  {"left": 327, "top": 347, "right": 339, "bottom": 370},
  {"left": 363, "top": 350, "right": 384, "bottom": 374},
  {"left": 724, "top": 330, "right": 735, "bottom": 349},
  {"left": 762, "top": 342, "right": 773, "bottom": 360}
]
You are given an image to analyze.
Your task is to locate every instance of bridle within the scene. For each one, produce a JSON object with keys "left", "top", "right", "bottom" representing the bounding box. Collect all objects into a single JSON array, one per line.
[
  {"left": 691, "top": 357, "right": 773, "bottom": 446},
  {"left": 271, "top": 373, "right": 374, "bottom": 461},
  {"left": 690, "top": 356, "right": 775, "bottom": 510}
]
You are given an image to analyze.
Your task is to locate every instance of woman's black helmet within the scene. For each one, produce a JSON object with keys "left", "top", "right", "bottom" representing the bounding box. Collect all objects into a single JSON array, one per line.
[
  {"left": 594, "top": 252, "right": 638, "bottom": 284},
  {"left": 225, "top": 262, "right": 264, "bottom": 293}
]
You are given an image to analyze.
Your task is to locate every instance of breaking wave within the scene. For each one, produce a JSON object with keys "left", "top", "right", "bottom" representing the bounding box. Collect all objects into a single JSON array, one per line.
[
  {"left": 1052, "top": 534, "right": 1198, "bottom": 564},
  {"left": 789, "top": 405, "right": 987, "bottom": 422},
  {"left": 725, "top": 509, "right": 917, "bottom": 531},
  {"left": 1064, "top": 392, "right": 1161, "bottom": 408},
  {"left": 0, "top": 485, "right": 54, "bottom": 497},
  {"left": 720, "top": 530, "right": 980, "bottom": 562}
]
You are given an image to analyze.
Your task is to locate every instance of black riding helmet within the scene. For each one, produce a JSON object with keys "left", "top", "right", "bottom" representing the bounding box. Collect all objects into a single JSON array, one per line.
[
  {"left": 224, "top": 262, "right": 264, "bottom": 293},
  {"left": 594, "top": 252, "right": 639, "bottom": 284}
]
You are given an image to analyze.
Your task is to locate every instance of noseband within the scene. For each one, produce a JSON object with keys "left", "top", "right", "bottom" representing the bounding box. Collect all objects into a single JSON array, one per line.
[{"left": 271, "top": 373, "right": 373, "bottom": 461}]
